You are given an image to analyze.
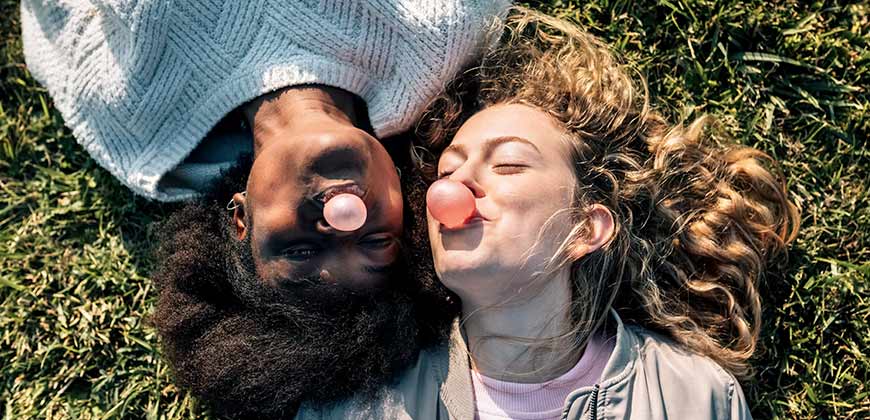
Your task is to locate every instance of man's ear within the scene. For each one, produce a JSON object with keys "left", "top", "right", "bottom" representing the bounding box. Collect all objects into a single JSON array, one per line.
[
  {"left": 232, "top": 192, "right": 248, "bottom": 241},
  {"left": 570, "top": 204, "right": 615, "bottom": 259}
]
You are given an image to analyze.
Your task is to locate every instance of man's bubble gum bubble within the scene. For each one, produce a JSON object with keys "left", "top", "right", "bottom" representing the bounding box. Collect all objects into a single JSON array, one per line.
[{"left": 323, "top": 193, "right": 368, "bottom": 232}]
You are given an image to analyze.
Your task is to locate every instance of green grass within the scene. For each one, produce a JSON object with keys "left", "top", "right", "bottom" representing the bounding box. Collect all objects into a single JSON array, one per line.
[{"left": 2, "top": 0, "right": 868, "bottom": 418}]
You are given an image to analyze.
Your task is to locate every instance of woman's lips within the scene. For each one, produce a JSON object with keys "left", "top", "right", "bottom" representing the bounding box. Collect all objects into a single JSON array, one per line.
[{"left": 439, "top": 211, "right": 487, "bottom": 232}]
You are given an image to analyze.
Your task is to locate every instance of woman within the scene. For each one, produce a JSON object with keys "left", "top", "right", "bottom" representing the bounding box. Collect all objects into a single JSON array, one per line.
[
  {"left": 423, "top": 7, "right": 801, "bottom": 419},
  {"left": 296, "top": 7, "right": 799, "bottom": 419}
]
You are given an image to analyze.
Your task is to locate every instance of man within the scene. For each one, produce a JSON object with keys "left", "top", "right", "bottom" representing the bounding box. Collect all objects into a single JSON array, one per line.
[
  {"left": 22, "top": 0, "right": 509, "bottom": 416},
  {"left": 150, "top": 117, "right": 452, "bottom": 417}
]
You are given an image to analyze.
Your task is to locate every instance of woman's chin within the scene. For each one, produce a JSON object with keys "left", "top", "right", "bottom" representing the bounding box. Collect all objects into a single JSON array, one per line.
[
  {"left": 436, "top": 246, "right": 485, "bottom": 266},
  {"left": 434, "top": 253, "right": 500, "bottom": 285}
]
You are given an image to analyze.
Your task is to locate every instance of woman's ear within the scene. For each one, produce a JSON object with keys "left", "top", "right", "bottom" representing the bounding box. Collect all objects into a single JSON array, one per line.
[
  {"left": 570, "top": 204, "right": 614, "bottom": 259},
  {"left": 232, "top": 192, "right": 248, "bottom": 241}
]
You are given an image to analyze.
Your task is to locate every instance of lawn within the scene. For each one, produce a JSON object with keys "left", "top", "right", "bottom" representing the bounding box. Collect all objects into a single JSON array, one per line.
[{"left": 1, "top": 0, "right": 868, "bottom": 419}]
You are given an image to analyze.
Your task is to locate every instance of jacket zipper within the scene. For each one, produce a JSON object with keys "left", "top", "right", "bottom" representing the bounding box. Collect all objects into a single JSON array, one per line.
[{"left": 587, "top": 384, "right": 600, "bottom": 420}]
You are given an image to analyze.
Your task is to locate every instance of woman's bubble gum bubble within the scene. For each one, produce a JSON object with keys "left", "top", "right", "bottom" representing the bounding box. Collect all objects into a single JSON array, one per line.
[
  {"left": 427, "top": 179, "right": 476, "bottom": 228},
  {"left": 323, "top": 193, "right": 367, "bottom": 232}
]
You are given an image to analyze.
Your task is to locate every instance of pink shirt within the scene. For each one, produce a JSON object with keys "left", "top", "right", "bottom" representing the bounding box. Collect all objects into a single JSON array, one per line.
[{"left": 471, "top": 329, "right": 616, "bottom": 420}]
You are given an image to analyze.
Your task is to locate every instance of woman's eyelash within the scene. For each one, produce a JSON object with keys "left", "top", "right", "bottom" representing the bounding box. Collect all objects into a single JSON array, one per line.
[
  {"left": 492, "top": 163, "right": 528, "bottom": 173},
  {"left": 438, "top": 164, "right": 526, "bottom": 178}
]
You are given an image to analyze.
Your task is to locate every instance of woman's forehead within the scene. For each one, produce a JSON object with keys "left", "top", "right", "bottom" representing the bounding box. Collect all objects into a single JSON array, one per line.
[{"left": 448, "top": 104, "right": 571, "bottom": 158}]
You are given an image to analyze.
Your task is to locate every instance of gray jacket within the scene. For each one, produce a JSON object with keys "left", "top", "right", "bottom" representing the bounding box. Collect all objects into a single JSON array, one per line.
[{"left": 296, "top": 310, "right": 753, "bottom": 419}]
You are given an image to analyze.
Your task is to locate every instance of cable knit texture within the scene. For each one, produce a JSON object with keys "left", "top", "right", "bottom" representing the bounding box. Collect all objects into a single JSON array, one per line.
[{"left": 21, "top": 0, "right": 509, "bottom": 201}]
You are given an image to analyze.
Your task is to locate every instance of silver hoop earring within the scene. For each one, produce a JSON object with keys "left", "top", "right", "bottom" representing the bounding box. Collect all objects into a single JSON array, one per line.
[{"left": 226, "top": 191, "right": 247, "bottom": 211}]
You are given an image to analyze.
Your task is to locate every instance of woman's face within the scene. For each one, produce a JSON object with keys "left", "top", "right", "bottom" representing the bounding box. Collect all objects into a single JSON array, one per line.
[
  {"left": 428, "top": 104, "right": 577, "bottom": 304},
  {"left": 241, "top": 126, "right": 403, "bottom": 290}
]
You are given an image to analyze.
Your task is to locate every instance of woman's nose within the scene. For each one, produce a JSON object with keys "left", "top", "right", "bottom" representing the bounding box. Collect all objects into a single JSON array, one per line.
[{"left": 448, "top": 164, "right": 484, "bottom": 198}]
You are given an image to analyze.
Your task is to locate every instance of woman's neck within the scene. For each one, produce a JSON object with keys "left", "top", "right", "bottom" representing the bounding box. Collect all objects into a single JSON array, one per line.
[{"left": 460, "top": 271, "right": 580, "bottom": 383}]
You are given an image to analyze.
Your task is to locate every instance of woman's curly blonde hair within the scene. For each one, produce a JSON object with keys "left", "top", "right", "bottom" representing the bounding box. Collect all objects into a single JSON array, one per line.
[{"left": 416, "top": 6, "right": 800, "bottom": 380}]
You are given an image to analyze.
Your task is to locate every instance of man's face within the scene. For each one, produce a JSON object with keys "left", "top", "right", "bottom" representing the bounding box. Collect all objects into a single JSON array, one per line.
[{"left": 238, "top": 125, "right": 404, "bottom": 289}]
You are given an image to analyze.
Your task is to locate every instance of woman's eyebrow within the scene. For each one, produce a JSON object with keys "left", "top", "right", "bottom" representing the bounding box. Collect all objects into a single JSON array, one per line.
[
  {"left": 482, "top": 136, "right": 541, "bottom": 157},
  {"left": 442, "top": 143, "right": 466, "bottom": 158},
  {"left": 442, "top": 136, "right": 541, "bottom": 158}
]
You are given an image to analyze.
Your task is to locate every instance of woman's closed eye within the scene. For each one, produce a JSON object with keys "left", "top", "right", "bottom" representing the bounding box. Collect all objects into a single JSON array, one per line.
[
  {"left": 436, "top": 165, "right": 457, "bottom": 179},
  {"left": 492, "top": 163, "right": 529, "bottom": 174}
]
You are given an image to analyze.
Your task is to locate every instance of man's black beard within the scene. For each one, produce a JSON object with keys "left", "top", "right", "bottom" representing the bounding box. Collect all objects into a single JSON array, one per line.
[
  {"left": 153, "top": 211, "right": 429, "bottom": 419},
  {"left": 151, "top": 153, "right": 457, "bottom": 419},
  {"left": 173, "top": 270, "right": 421, "bottom": 418}
]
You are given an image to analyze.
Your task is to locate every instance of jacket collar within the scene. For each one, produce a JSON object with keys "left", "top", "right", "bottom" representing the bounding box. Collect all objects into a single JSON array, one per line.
[
  {"left": 436, "top": 309, "right": 641, "bottom": 418},
  {"left": 596, "top": 309, "right": 640, "bottom": 388},
  {"left": 437, "top": 318, "right": 475, "bottom": 420}
]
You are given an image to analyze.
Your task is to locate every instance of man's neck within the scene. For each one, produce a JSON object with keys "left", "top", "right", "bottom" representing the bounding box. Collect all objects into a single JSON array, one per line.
[
  {"left": 243, "top": 85, "right": 362, "bottom": 154},
  {"left": 460, "top": 271, "right": 581, "bottom": 383}
]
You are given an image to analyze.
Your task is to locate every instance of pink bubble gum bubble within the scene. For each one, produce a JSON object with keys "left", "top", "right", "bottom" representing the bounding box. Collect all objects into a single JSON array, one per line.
[
  {"left": 426, "top": 179, "right": 476, "bottom": 228},
  {"left": 323, "top": 193, "right": 367, "bottom": 232}
]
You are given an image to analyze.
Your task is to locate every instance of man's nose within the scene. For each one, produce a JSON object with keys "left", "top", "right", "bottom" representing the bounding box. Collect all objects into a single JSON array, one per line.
[
  {"left": 319, "top": 268, "right": 334, "bottom": 284},
  {"left": 317, "top": 251, "right": 360, "bottom": 285},
  {"left": 307, "top": 132, "right": 368, "bottom": 177}
]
